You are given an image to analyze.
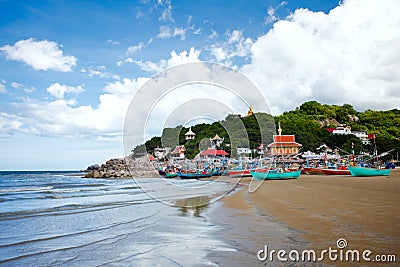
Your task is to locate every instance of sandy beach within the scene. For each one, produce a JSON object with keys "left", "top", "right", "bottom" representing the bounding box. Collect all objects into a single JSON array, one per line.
[{"left": 207, "top": 170, "right": 400, "bottom": 265}]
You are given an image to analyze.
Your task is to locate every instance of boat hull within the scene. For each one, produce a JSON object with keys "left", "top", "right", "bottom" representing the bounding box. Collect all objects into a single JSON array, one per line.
[
  {"left": 347, "top": 166, "right": 391, "bottom": 177},
  {"left": 177, "top": 172, "right": 213, "bottom": 179},
  {"left": 212, "top": 171, "right": 224, "bottom": 176},
  {"left": 321, "top": 168, "right": 351, "bottom": 175},
  {"left": 227, "top": 169, "right": 252, "bottom": 177},
  {"left": 301, "top": 167, "right": 323, "bottom": 175},
  {"left": 165, "top": 173, "right": 178, "bottom": 178},
  {"left": 251, "top": 170, "right": 301, "bottom": 180}
]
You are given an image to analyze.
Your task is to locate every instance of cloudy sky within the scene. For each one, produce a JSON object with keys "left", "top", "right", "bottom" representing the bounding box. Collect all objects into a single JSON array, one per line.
[{"left": 0, "top": 0, "right": 399, "bottom": 170}]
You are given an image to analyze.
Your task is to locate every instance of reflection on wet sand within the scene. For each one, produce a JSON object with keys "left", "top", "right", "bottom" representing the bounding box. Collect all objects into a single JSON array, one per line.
[{"left": 175, "top": 195, "right": 211, "bottom": 217}]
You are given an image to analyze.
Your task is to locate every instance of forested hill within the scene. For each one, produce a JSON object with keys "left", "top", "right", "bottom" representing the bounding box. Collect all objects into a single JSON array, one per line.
[{"left": 132, "top": 101, "right": 400, "bottom": 160}]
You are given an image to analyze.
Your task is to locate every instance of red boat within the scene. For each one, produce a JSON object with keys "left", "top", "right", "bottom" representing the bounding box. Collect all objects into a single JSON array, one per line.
[
  {"left": 228, "top": 167, "right": 271, "bottom": 177},
  {"left": 301, "top": 167, "right": 323, "bottom": 175},
  {"left": 227, "top": 169, "right": 252, "bottom": 177},
  {"left": 321, "top": 166, "right": 350, "bottom": 175}
]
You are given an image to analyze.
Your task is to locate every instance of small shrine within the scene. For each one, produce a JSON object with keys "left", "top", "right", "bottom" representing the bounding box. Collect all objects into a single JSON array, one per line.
[
  {"left": 267, "top": 122, "right": 302, "bottom": 156},
  {"left": 210, "top": 134, "right": 224, "bottom": 148},
  {"left": 184, "top": 127, "right": 196, "bottom": 141},
  {"left": 247, "top": 105, "right": 254, "bottom": 116}
]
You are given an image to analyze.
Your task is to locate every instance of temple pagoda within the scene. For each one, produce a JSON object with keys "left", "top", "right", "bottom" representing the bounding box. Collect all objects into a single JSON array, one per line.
[
  {"left": 247, "top": 105, "right": 254, "bottom": 116},
  {"left": 267, "top": 122, "right": 302, "bottom": 156},
  {"left": 185, "top": 127, "right": 196, "bottom": 141},
  {"left": 210, "top": 134, "right": 224, "bottom": 148}
]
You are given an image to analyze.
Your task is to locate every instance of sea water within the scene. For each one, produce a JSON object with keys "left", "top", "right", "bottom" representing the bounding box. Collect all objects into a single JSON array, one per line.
[{"left": 0, "top": 171, "right": 236, "bottom": 266}]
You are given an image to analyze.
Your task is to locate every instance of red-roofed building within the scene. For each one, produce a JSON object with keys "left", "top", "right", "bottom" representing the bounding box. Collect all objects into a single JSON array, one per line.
[
  {"left": 200, "top": 148, "right": 229, "bottom": 158},
  {"left": 171, "top": 145, "right": 186, "bottom": 159},
  {"left": 267, "top": 123, "right": 302, "bottom": 156}
]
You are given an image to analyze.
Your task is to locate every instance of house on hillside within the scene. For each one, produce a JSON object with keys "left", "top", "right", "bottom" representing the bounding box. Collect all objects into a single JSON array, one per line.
[{"left": 326, "top": 126, "right": 372, "bottom": 145}]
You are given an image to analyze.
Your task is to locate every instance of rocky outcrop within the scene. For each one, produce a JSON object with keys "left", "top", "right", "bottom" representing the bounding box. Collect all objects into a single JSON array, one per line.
[
  {"left": 348, "top": 114, "right": 359, "bottom": 122},
  {"left": 84, "top": 156, "right": 159, "bottom": 178},
  {"left": 315, "top": 118, "right": 341, "bottom": 127},
  {"left": 86, "top": 164, "right": 100, "bottom": 171}
]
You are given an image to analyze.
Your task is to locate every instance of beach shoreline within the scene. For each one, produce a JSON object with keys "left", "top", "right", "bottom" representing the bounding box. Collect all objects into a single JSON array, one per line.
[{"left": 205, "top": 171, "right": 400, "bottom": 265}]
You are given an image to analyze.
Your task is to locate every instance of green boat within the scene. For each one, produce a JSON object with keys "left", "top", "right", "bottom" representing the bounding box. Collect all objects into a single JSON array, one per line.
[
  {"left": 250, "top": 170, "right": 301, "bottom": 180},
  {"left": 347, "top": 166, "right": 391, "bottom": 177},
  {"left": 165, "top": 172, "right": 178, "bottom": 178}
]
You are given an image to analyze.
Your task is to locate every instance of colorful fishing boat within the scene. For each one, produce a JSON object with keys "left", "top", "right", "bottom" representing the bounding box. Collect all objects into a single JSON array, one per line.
[
  {"left": 165, "top": 172, "right": 178, "bottom": 178},
  {"left": 227, "top": 169, "right": 253, "bottom": 177},
  {"left": 301, "top": 167, "right": 324, "bottom": 175},
  {"left": 177, "top": 171, "right": 213, "bottom": 179},
  {"left": 212, "top": 170, "right": 224, "bottom": 176},
  {"left": 250, "top": 169, "right": 301, "bottom": 180},
  {"left": 158, "top": 169, "right": 166, "bottom": 176},
  {"left": 347, "top": 166, "right": 391, "bottom": 177},
  {"left": 321, "top": 166, "right": 350, "bottom": 175}
]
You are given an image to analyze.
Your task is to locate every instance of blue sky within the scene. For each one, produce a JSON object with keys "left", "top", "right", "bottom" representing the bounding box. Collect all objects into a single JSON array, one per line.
[{"left": 0, "top": 0, "right": 399, "bottom": 170}]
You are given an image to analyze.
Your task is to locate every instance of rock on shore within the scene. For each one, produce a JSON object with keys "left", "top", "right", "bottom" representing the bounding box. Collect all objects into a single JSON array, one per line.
[{"left": 84, "top": 156, "right": 159, "bottom": 178}]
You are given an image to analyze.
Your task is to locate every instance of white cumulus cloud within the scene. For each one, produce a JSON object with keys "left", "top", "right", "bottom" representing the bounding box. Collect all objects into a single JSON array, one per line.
[
  {"left": 46, "top": 83, "right": 84, "bottom": 99},
  {"left": 0, "top": 77, "right": 148, "bottom": 139},
  {"left": 242, "top": 0, "right": 400, "bottom": 114},
  {"left": 210, "top": 29, "right": 253, "bottom": 65},
  {"left": 135, "top": 47, "right": 201, "bottom": 73},
  {"left": 0, "top": 38, "right": 76, "bottom": 72}
]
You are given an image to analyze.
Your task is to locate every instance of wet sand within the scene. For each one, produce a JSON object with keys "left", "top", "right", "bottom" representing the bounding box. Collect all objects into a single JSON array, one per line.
[{"left": 207, "top": 170, "right": 400, "bottom": 265}]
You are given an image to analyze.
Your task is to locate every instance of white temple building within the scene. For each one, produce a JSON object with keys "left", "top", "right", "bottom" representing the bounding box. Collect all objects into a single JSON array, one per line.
[{"left": 185, "top": 127, "right": 196, "bottom": 141}]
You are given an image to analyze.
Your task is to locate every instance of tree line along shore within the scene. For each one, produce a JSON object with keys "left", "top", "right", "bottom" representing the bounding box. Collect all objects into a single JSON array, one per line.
[{"left": 84, "top": 101, "right": 399, "bottom": 178}]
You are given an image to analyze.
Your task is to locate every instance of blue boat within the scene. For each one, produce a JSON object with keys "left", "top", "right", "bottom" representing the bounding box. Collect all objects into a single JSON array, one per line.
[
  {"left": 212, "top": 170, "right": 224, "bottom": 176},
  {"left": 347, "top": 166, "right": 391, "bottom": 177},
  {"left": 177, "top": 171, "right": 213, "bottom": 179},
  {"left": 250, "top": 170, "right": 301, "bottom": 180}
]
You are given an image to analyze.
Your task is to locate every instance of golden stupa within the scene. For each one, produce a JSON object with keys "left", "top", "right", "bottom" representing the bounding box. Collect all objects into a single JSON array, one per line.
[{"left": 247, "top": 105, "right": 254, "bottom": 116}]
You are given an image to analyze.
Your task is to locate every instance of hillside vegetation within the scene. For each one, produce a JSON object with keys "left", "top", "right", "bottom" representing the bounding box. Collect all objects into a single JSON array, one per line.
[{"left": 132, "top": 101, "right": 400, "bottom": 161}]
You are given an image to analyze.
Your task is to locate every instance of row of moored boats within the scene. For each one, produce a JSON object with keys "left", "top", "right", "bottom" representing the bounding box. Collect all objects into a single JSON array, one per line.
[{"left": 158, "top": 162, "right": 395, "bottom": 180}]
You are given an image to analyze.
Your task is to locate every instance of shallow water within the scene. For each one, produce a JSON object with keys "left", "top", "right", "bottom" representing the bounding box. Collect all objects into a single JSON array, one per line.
[{"left": 0, "top": 171, "right": 236, "bottom": 266}]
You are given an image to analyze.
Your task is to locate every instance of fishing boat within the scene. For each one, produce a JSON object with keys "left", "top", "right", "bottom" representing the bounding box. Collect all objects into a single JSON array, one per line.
[
  {"left": 250, "top": 169, "right": 301, "bottom": 180},
  {"left": 347, "top": 166, "right": 391, "bottom": 177},
  {"left": 227, "top": 169, "right": 253, "bottom": 177},
  {"left": 301, "top": 166, "right": 323, "bottom": 175},
  {"left": 321, "top": 166, "right": 350, "bottom": 175},
  {"left": 212, "top": 170, "right": 224, "bottom": 176},
  {"left": 165, "top": 172, "right": 178, "bottom": 178},
  {"left": 177, "top": 171, "right": 213, "bottom": 179}
]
